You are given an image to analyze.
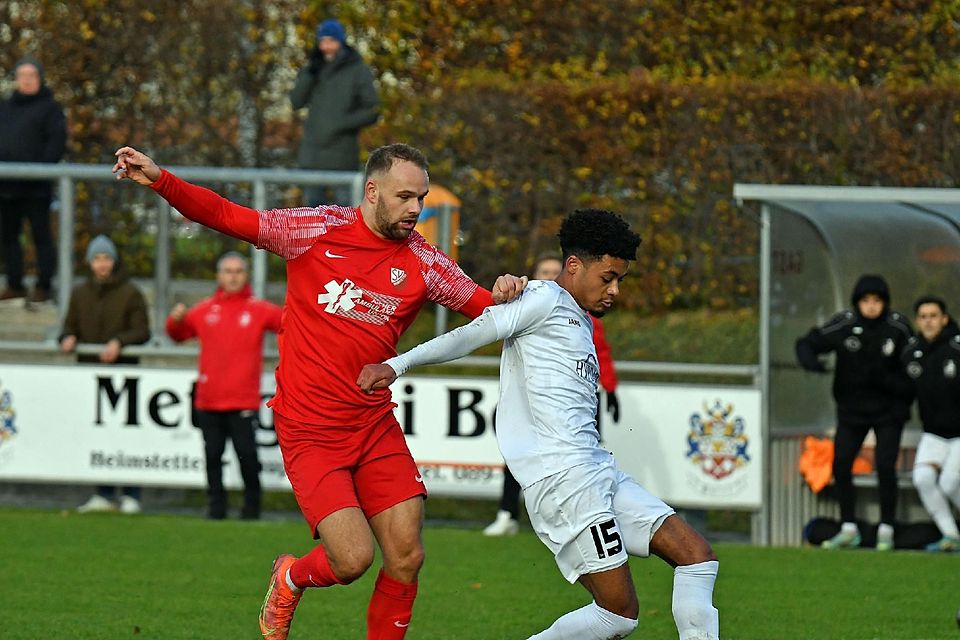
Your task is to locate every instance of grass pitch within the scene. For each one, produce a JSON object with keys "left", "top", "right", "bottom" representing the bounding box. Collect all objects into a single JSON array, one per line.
[{"left": 2, "top": 507, "right": 958, "bottom": 639}]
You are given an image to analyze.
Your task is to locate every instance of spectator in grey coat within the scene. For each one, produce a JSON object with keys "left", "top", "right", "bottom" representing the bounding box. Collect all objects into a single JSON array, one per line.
[{"left": 291, "top": 18, "right": 380, "bottom": 206}]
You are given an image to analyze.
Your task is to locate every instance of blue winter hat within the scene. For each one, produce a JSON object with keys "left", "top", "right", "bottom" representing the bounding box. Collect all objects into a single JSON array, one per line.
[
  {"left": 86, "top": 234, "right": 118, "bottom": 263},
  {"left": 316, "top": 19, "right": 346, "bottom": 44}
]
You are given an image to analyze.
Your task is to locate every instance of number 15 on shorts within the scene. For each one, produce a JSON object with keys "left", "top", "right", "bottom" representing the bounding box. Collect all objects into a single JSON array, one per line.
[{"left": 589, "top": 519, "right": 624, "bottom": 559}]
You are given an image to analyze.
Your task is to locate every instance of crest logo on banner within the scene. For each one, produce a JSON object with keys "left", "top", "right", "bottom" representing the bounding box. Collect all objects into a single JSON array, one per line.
[
  {"left": 686, "top": 400, "right": 750, "bottom": 482},
  {"left": 0, "top": 380, "right": 18, "bottom": 450}
]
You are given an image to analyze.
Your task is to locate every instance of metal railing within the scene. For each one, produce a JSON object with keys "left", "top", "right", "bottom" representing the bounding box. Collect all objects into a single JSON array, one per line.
[
  {"left": 0, "top": 338, "right": 760, "bottom": 381},
  {"left": 0, "top": 161, "right": 363, "bottom": 335}
]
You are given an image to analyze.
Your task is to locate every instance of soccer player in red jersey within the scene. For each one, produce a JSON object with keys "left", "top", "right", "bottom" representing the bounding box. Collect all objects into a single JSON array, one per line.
[{"left": 113, "top": 143, "right": 527, "bottom": 639}]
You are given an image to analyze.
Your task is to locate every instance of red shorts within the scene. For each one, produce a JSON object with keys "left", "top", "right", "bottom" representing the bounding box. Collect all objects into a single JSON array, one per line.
[{"left": 274, "top": 410, "right": 427, "bottom": 538}]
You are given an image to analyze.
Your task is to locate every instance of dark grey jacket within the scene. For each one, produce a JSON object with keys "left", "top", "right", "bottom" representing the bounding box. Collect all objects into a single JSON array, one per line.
[
  {"left": 291, "top": 46, "right": 379, "bottom": 171},
  {"left": 0, "top": 85, "right": 67, "bottom": 198}
]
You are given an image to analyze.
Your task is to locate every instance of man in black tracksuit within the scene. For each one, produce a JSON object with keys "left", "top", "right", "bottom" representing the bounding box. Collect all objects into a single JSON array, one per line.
[
  {"left": 796, "top": 274, "right": 913, "bottom": 550},
  {"left": 902, "top": 296, "right": 960, "bottom": 552},
  {"left": 0, "top": 56, "right": 67, "bottom": 302}
]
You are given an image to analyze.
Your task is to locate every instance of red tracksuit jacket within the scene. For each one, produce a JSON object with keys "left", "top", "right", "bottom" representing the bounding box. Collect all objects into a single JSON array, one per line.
[{"left": 166, "top": 284, "right": 282, "bottom": 412}]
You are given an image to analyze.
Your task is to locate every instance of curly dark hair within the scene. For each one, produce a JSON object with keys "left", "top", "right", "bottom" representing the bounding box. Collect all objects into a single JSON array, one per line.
[{"left": 558, "top": 208, "right": 641, "bottom": 262}]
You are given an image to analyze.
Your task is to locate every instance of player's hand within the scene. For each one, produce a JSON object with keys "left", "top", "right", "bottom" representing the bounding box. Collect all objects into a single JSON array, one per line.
[
  {"left": 169, "top": 303, "right": 188, "bottom": 322},
  {"left": 60, "top": 335, "right": 77, "bottom": 353},
  {"left": 357, "top": 363, "right": 398, "bottom": 393},
  {"left": 606, "top": 391, "right": 620, "bottom": 424},
  {"left": 100, "top": 338, "right": 122, "bottom": 363},
  {"left": 113, "top": 146, "right": 161, "bottom": 185},
  {"left": 491, "top": 274, "right": 528, "bottom": 304}
]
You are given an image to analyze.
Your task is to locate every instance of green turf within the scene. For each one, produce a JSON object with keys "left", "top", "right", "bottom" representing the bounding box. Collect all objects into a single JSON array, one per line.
[{"left": 2, "top": 507, "right": 958, "bottom": 639}]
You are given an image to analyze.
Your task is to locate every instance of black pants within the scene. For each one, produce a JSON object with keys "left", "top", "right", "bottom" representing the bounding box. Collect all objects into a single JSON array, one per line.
[
  {"left": 194, "top": 408, "right": 262, "bottom": 519},
  {"left": 0, "top": 194, "right": 55, "bottom": 290},
  {"left": 833, "top": 420, "right": 904, "bottom": 525}
]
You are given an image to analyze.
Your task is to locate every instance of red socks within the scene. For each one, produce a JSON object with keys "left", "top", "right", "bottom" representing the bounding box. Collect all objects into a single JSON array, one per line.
[
  {"left": 366, "top": 569, "right": 418, "bottom": 639},
  {"left": 290, "top": 550, "right": 418, "bottom": 638},
  {"left": 289, "top": 544, "right": 342, "bottom": 589}
]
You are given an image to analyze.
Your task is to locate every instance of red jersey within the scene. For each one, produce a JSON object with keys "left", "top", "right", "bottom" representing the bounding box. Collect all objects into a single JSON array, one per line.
[
  {"left": 151, "top": 170, "right": 492, "bottom": 426},
  {"left": 591, "top": 316, "right": 619, "bottom": 393},
  {"left": 166, "top": 284, "right": 282, "bottom": 412}
]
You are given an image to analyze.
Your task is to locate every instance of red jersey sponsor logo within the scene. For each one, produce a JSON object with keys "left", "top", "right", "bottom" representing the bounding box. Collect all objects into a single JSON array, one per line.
[{"left": 316, "top": 278, "right": 402, "bottom": 326}]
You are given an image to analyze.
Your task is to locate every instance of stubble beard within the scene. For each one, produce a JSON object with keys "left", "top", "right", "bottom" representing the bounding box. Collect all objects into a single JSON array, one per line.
[{"left": 375, "top": 199, "right": 412, "bottom": 240}]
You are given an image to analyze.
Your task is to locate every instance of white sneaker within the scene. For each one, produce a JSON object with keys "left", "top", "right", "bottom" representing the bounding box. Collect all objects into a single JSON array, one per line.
[
  {"left": 119, "top": 495, "right": 142, "bottom": 515},
  {"left": 483, "top": 510, "right": 519, "bottom": 536},
  {"left": 77, "top": 494, "right": 115, "bottom": 513}
]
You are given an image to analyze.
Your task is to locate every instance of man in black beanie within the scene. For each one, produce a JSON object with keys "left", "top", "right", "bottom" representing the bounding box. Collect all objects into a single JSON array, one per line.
[
  {"left": 0, "top": 55, "right": 68, "bottom": 303},
  {"left": 290, "top": 18, "right": 380, "bottom": 207},
  {"left": 796, "top": 274, "right": 913, "bottom": 551}
]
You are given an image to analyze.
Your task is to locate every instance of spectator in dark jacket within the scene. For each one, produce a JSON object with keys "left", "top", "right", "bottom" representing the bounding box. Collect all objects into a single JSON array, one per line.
[
  {"left": 796, "top": 274, "right": 913, "bottom": 551},
  {"left": 166, "top": 252, "right": 282, "bottom": 520},
  {"left": 902, "top": 296, "right": 960, "bottom": 552},
  {"left": 61, "top": 235, "right": 150, "bottom": 515},
  {"left": 60, "top": 235, "right": 150, "bottom": 364},
  {"left": 0, "top": 56, "right": 67, "bottom": 302},
  {"left": 291, "top": 18, "right": 380, "bottom": 206}
]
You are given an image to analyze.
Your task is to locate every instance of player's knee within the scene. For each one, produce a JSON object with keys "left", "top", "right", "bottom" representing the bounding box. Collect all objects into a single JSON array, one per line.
[
  {"left": 391, "top": 541, "right": 426, "bottom": 577},
  {"left": 593, "top": 602, "right": 639, "bottom": 638},
  {"left": 378, "top": 535, "right": 425, "bottom": 584},
  {"left": 692, "top": 538, "right": 717, "bottom": 564},
  {"left": 939, "top": 471, "right": 960, "bottom": 496},
  {"left": 595, "top": 590, "right": 639, "bottom": 620},
  {"left": 913, "top": 464, "right": 938, "bottom": 491},
  {"left": 329, "top": 548, "right": 375, "bottom": 584}
]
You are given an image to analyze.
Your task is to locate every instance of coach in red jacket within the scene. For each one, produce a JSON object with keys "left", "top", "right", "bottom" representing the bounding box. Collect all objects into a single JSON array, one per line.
[{"left": 166, "top": 252, "right": 282, "bottom": 519}]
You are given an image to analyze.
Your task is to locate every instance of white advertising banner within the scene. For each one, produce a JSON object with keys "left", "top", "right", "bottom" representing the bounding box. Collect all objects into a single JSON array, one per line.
[{"left": 0, "top": 364, "right": 761, "bottom": 508}]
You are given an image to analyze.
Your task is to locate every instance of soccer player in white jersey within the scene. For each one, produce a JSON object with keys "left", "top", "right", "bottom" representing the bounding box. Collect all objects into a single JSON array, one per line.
[{"left": 358, "top": 209, "right": 720, "bottom": 640}]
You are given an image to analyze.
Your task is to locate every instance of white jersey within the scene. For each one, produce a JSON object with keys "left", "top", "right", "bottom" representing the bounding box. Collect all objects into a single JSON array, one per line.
[{"left": 386, "top": 279, "right": 611, "bottom": 488}]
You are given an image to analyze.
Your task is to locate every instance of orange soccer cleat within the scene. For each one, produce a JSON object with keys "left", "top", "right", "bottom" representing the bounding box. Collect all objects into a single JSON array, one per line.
[{"left": 259, "top": 554, "right": 303, "bottom": 639}]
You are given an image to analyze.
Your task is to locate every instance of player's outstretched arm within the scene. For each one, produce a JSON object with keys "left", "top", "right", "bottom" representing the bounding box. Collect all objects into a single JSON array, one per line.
[
  {"left": 113, "top": 147, "right": 161, "bottom": 185},
  {"left": 113, "top": 146, "right": 260, "bottom": 245},
  {"left": 491, "top": 274, "right": 527, "bottom": 304},
  {"left": 356, "top": 311, "right": 506, "bottom": 395}
]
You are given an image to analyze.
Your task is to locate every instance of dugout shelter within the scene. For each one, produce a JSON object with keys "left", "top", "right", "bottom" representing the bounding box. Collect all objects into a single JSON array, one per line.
[{"left": 735, "top": 184, "right": 960, "bottom": 545}]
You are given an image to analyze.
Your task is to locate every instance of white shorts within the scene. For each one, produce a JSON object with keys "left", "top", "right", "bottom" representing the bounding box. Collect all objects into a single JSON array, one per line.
[
  {"left": 522, "top": 458, "right": 675, "bottom": 583},
  {"left": 915, "top": 432, "right": 960, "bottom": 475}
]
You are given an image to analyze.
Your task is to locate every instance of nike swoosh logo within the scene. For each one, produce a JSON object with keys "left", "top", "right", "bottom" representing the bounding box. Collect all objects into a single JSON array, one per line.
[
  {"left": 394, "top": 621, "right": 410, "bottom": 628},
  {"left": 325, "top": 249, "right": 346, "bottom": 259}
]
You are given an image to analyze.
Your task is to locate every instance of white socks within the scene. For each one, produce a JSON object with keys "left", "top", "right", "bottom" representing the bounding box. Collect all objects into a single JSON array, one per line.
[
  {"left": 527, "top": 601, "right": 638, "bottom": 640},
  {"left": 527, "top": 560, "right": 720, "bottom": 640},
  {"left": 673, "top": 560, "right": 720, "bottom": 640}
]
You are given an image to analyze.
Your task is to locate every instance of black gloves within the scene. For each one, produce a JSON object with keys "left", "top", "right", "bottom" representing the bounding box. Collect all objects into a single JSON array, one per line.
[
  {"left": 307, "top": 47, "right": 324, "bottom": 74},
  {"left": 606, "top": 391, "right": 620, "bottom": 423}
]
